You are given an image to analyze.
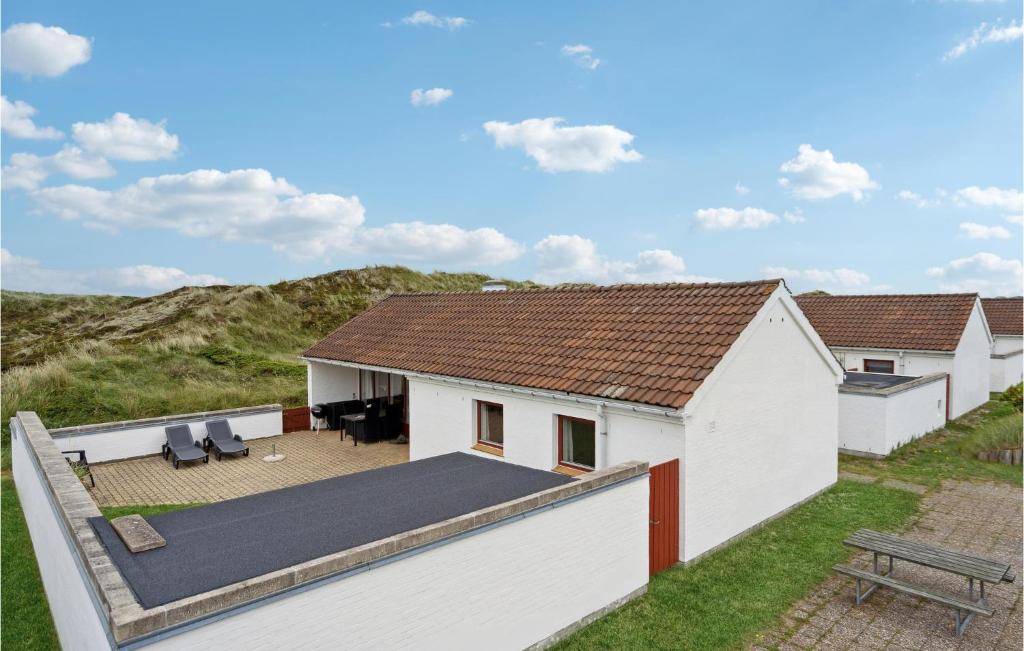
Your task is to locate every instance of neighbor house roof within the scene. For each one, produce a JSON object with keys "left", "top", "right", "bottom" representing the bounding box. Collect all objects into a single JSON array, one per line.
[
  {"left": 981, "top": 297, "right": 1023, "bottom": 336},
  {"left": 793, "top": 293, "right": 978, "bottom": 352},
  {"left": 304, "top": 280, "right": 782, "bottom": 409}
]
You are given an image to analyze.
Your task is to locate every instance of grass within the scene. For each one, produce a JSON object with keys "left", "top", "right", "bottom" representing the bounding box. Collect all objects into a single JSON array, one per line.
[
  {"left": 555, "top": 480, "right": 920, "bottom": 650},
  {"left": 0, "top": 476, "right": 198, "bottom": 651},
  {"left": 840, "top": 398, "right": 1024, "bottom": 488}
]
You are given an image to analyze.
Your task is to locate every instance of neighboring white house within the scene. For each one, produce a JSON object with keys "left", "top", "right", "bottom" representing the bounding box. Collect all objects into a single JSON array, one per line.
[
  {"left": 981, "top": 297, "right": 1023, "bottom": 392},
  {"left": 837, "top": 372, "right": 948, "bottom": 457},
  {"left": 795, "top": 293, "right": 993, "bottom": 420},
  {"left": 303, "top": 279, "right": 843, "bottom": 564}
]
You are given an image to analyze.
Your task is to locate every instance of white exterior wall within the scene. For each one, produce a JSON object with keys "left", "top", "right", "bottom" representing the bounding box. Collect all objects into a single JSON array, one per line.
[
  {"left": 951, "top": 302, "right": 992, "bottom": 418},
  {"left": 993, "top": 334, "right": 1024, "bottom": 355},
  {"left": 48, "top": 409, "right": 282, "bottom": 464},
  {"left": 408, "top": 378, "right": 682, "bottom": 472},
  {"left": 11, "top": 421, "right": 113, "bottom": 651},
  {"left": 835, "top": 349, "right": 952, "bottom": 378},
  {"left": 148, "top": 476, "right": 649, "bottom": 651},
  {"left": 307, "top": 360, "right": 359, "bottom": 406},
  {"left": 838, "top": 379, "right": 947, "bottom": 457},
  {"left": 682, "top": 295, "right": 839, "bottom": 562},
  {"left": 990, "top": 335, "right": 1023, "bottom": 392}
]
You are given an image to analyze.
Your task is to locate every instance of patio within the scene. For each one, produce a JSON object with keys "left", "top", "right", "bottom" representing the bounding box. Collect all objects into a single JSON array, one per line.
[{"left": 87, "top": 429, "right": 409, "bottom": 506}]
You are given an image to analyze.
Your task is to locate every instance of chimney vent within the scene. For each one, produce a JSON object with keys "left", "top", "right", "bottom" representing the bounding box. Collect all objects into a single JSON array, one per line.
[{"left": 481, "top": 280, "right": 507, "bottom": 292}]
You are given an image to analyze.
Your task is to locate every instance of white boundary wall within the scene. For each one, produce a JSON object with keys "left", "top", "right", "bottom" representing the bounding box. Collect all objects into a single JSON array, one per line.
[
  {"left": 838, "top": 376, "right": 947, "bottom": 457},
  {"left": 143, "top": 474, "right": 648, "bottom": 651},
  {"left": 990, "top": 335, "right": 1023, "bottom": 392},
  {"left": 10, "top": 417, "right": 114, "bottom": 650},
  {"left": 48, "top": 405, "right": 283, "bottom": 463}
]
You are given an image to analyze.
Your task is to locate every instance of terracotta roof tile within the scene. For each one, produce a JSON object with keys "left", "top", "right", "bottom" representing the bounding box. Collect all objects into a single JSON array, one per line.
[
  {"left": 304, "top": 280, "right": 781, "bottom": 409},
  {"left": 981, "top": 297, "right": 1022, "bottom": 336},
  {"left": 794, "top": 293, "right": 978, "bottom": 352}
]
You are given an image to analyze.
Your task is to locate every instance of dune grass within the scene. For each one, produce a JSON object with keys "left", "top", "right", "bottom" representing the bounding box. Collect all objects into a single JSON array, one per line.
[{"left": 554, "top": 480, "right": 920, "bottom": 650}]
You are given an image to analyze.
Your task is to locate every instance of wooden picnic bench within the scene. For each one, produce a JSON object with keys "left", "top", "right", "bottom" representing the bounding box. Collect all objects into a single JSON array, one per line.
[{"left": 834, "top": 528, "right": 1015, "bottom": 636}]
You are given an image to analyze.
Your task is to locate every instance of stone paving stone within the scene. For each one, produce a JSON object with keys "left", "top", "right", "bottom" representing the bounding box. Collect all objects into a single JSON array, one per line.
[
  {"left": 87, "top": 430, "right": 409, "bottom": 506},
  {"left": 838, "top": 471, "right": 879, "bottom": 484},
  {"left": 880, "top": 478, "right": 929, "bottom": 495},
  {"left": 753, "top": 480, "right": 1022, "bottom": 651}
]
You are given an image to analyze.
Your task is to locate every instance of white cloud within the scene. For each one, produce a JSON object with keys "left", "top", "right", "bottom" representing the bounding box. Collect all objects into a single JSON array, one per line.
[
  {"left": 1, "top": 23, "right": 92, "bottom": 77},
  {"left": 29, "top": 167, "right": 523, "bottom": 265},
  {"left": 1007, "top": 214, "right": 1023, "bottom": 225},
  {"left": 694, "top": 207, "right": 779, "bottom": 231},
  {"left": 410, "top": 88, "right": 453, "bottom": 107},
  {"left": 955, "top": 185, "right": 1024, "bottom": 213},
  {"left": 778, "top": 144, "right": 878, "bottom": 201},
  {"left": 926, "top": 252, "right": 1023, "bottom": 295},
  {"left": 71, "top": 113, "right": 180, "bottom": 161},
  {"left": 944, "top": 20, "right": 1023, "bottom": 60},
  {"left": 763, "top": 265, "right": 872, "bottom": 290},
  {"left": 734, "top": 182, "right": 750, "bottom": 196},
  {"left": 959, "top": 222, "right": 1011, "bottom": 239},
  {"left": 1, "top": 96, "right": 63, "bottom": 139},
  {"left": 561, "top": 44, "right": 601, "bottom": 70},
  {"left": 896, "top": 189, "right": 937, "bottom": 208},
  {"left": 397, "top": 10, "right": 468, "bottom": 30},
  {"left": 783, "top": 208, "right": 806, "bottom": 223},
  {"left": 2, "top": 147, "right": 114, "bottom": 191},
  {"left": 533, "top": 234, "right": 714, "bottom": 284},
  {"left": 483, "top": 117, "right": 641, "bottom": 173},
  {"left": 0, "top": 248, "right": 226, "bottom": 296}
]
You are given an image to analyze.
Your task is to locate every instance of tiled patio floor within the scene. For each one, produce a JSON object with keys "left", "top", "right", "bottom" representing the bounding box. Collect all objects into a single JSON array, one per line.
[
  {"left": 752, "top": 480, "right": 1023, "bottom": 650},
  {"left": 88, "top": 430, "right": 409, "bottom": 506}
]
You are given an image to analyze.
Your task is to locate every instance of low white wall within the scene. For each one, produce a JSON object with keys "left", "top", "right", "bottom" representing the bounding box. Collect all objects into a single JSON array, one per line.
[
  {"left": 839, "top": 378, "right": 947, "bottom": 457},
  {"left": 48, "top": 406, "right": 283, "bottom": 463},
  {"left": 147, "top": 474, "right": 649, "bottom": 651},
  {"left": 990, "top": 350, "right": 1023, "bottom": 393},
  {"left": 10, "top": 418, "right": 114, "bottom": 650},
  {"left": 993, "top": 335, "right": 1024, "bottom": 356}
]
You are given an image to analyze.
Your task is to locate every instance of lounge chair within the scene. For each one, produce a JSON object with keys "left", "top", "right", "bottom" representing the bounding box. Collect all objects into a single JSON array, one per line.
[
  {"left": 203, "top": 419, "right": 250, "bottom": 461},
  {"left": 164, "top": 425, "right": 208, "bottom": 469}
]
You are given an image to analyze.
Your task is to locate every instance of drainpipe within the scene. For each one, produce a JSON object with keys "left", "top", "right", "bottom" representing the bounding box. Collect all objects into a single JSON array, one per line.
[
  {"left": 898, "top": 351, "right": 905, "bottom": 374},
  {"left": 596, "top": 404, "right": 608, "bottom": 469}
]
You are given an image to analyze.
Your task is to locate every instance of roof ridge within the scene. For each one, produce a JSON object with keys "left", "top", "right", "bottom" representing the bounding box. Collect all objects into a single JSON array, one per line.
[
  {"left": 796, "top": 292, "right": 978, "bottom": 299},
  {"left": 384, "top": 278, "right": 782, "bottom": 299}
]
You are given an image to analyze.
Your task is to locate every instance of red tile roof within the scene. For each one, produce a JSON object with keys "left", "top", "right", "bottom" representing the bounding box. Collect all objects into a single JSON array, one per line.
[
  {"left": 981, "top": 297, "right": 1023, "bottom": 336},
  {"left": 304, "top": 280, "right": 782, "bottom": 409},
  {"left": 794, "top": 293, "right": 978, "bottom": 352}
]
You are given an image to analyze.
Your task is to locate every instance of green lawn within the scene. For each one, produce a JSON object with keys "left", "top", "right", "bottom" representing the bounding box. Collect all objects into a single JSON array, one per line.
[
  {"left": 554, "top": 480, "right": 919, "bottom": 650},
  {"left": 0, "top": 476, "right": 197, "bottom": 651}
]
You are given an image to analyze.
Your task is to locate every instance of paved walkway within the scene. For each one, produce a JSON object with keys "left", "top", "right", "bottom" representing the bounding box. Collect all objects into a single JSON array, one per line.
[
  {"left": 88, "top": 430, "right": 409, "bottom": 506},
  {"left": 753, "top": 480, "right": 1022, "bottom": 650}
]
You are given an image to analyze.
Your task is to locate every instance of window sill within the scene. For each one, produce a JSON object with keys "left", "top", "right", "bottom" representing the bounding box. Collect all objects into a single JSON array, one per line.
[
  {"left": 471, "top": 442, "right": 504, "bottom": 457},
  {"left": 553, "top": 464, "right": 590, "bottom": 478}
]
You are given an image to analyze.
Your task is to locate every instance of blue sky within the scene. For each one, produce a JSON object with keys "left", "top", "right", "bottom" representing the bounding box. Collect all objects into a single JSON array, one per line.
[{"left": 1, "top": 1, "right": 1021, "bottom": 295}]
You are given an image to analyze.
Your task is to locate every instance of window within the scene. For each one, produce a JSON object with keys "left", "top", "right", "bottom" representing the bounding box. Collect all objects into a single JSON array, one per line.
[
  {"left": 558, "top": 415, "right": 596, "bottom": 470},
  {"left": 476, "top": 401, "right": 504, "bottom": 448},
  {"left": 864, "top": 359, "right": 895, "bottom": 374}
]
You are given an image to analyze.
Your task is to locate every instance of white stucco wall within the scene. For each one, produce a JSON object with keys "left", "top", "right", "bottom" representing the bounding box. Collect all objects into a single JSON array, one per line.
[
  {"left": 682, "top": 295, "right": 839, "bottom": 562},
  {"left": 147, "top": 475, "right": 649, "bottom": 651},
  {"left": 993, "top": 334, "right": 1023, "bottom": 355},
  {"left": 838, "top": 378, "right": 947, "bottom": 457},
  {"left": 951, "top": 302, "right": 992, "bottom": 418},
  {"left": 307, "top": 360, "right": 359, "bottom": 406},
  {"left": 48, "top": 408, "right": 282, "bottom": 463},
  {"left": 991, "top": 350, "right": 1024, "bottom": 392},
  {"left": 10, "top": 419, "right": 113, "bottom": 651}
]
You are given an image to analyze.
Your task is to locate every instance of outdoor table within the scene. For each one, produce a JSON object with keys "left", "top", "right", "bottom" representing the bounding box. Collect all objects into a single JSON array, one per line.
[{"left": 341, "top": 413, "right": 365, "bottom": 446}]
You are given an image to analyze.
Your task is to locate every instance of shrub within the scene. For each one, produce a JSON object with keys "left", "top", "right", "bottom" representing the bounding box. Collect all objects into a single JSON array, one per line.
[{"left": 1001, "top": 383, "right": 1023, "bottom": 412}]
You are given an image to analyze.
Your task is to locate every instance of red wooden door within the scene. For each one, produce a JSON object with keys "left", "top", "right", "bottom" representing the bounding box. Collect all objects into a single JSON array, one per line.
[
  {"left": 282, "top": 406, "right": 310, "bottom": 433},
  {"left": 649, "top": 459, "right": 680, "bottom": 576}
]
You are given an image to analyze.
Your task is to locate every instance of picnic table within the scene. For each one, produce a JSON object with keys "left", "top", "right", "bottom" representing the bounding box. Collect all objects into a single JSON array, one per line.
[{"left": 834, "top": 528, "right": 1015, "bottom": 636}]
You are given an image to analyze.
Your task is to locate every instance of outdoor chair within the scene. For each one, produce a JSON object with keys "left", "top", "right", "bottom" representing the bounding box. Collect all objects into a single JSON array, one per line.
[
  {"left": 164, "top": 424, "right": 209, "bottom": 469},
  {"left": 349, "top": 407, "right": 383, "bottom": 444},
  {"left": 203, "top": 419, "right": 250, "bottom": 461},
  {"left": 62, "top": 449, "right": 95, "bottom": 487}
]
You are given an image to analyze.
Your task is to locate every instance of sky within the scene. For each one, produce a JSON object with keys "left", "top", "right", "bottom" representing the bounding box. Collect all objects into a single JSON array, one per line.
[{"left": 1, "top": 1, "right": 1022, "bottom": 296}]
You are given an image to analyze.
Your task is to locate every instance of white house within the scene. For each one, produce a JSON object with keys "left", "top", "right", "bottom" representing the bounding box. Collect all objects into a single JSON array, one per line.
[
  {"left": 303, "top": 279, "right": 843, "bottom": 564},
  {"left": 795, "top": 293, "right": 993, "bottom": 419},
  {"left": 981, "top": 297, "right": 1023, "bottom": 392}
]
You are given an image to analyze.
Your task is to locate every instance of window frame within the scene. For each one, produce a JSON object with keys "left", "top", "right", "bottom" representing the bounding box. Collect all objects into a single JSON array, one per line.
[
  {"left": 475, "top": 400, "right": 505, "bottom": 449},
  {"left": 556, "top": 414, "right": 596, "bottom": 471},
  {"left": 863, "top": 359, "right": 895, "bottom": 374}
]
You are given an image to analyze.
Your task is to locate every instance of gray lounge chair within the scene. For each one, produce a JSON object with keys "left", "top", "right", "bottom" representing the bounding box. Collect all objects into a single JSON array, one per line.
[
  {"left": 164, "top": 425, "right": 208, "bottom": 469},
  {"left": 203, "top": 419, "right": 249, "bottom": 461}
]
